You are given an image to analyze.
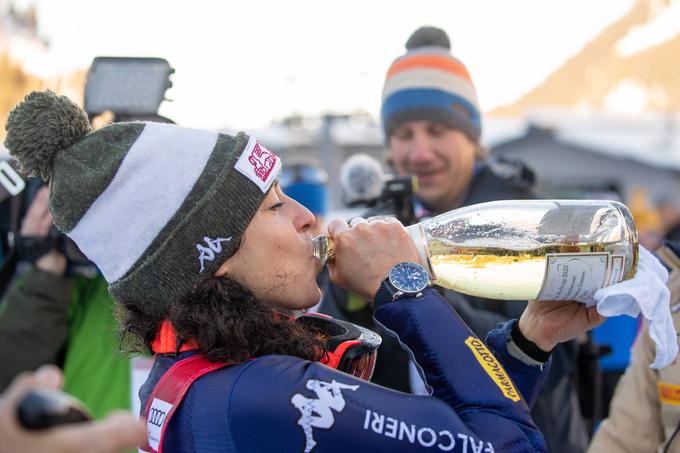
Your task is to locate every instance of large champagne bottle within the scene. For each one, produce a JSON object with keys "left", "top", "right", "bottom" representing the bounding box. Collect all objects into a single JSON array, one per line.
[{"left": 313, "top": 200, "right": 638, "bottom": 303}]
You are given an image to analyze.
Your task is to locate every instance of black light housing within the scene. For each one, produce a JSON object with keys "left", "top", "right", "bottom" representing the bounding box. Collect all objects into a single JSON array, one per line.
[{"left": 84, "top": 57, "right": 174, "bottom": 117}]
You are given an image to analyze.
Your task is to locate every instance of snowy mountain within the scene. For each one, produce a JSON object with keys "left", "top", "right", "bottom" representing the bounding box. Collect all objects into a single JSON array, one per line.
[{"left": 493, "top": 0, "right": 680, "bottom": 115}]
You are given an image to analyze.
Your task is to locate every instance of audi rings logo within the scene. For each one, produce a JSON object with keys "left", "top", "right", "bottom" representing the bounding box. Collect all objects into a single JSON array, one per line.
[
  {"left": 149, "top": 407, "right": 167, "bottom": 427},
  {"left": 147, "top": 398, "right": 173, "bottom": 451}
]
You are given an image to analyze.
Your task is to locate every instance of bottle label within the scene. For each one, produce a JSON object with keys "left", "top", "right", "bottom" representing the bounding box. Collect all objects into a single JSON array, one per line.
[
  {"left": 607, "top": 254, "right": 626, "bottom": 287},
  {"left": 537, "top": 253, "right": 626, "bottom": 301}
]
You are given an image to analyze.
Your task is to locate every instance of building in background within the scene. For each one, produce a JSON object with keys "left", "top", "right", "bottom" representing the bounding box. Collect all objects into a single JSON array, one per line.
[
  {"left": 239, "top": 110, "right": 680, "bottom": 220},
  {"left": 490, "top": 112, "right": 680, "bottom": 203}
]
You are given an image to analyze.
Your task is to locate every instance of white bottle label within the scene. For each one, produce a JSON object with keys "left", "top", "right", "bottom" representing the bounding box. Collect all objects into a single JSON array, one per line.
[{"left": 537, "top": 253, "right": 625, "bottom": 302}]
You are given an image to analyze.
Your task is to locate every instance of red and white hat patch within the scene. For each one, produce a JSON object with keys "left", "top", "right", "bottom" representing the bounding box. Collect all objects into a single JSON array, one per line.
[{"left": 235, "top": 136, "right": 281, "bottom": 193}]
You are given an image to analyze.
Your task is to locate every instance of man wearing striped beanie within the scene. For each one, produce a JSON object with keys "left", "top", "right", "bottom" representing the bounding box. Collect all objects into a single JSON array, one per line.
[
  {"left": 382, "top": 26, "right": 481, "bottom": 145},
  {"left": 380, "top": 26, "right": 533, "bottom": 216},
  {"left": 321, "top": 26, "right": 587, "bottom": 453},
  {"left": 377, "top": 26, "right": 586, "bottom": 453},
  {"left": 321, "top": 26, "right": 535, "bottom": 390}
]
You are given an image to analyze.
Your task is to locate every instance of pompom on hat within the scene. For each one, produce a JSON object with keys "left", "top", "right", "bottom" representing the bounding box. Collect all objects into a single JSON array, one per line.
[
  {"left": 381, "top": 26, "right": 481, "bottom": 142},
  {"left": 4, "top": 90, "right": 282, "bottom": 318},
  {"left": 5, "top": 91, "right": 92, "bottom": 180}
]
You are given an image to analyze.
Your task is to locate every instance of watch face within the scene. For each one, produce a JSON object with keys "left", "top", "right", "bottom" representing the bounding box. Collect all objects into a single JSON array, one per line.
[{"left": 388, "top": 262, "right": 430, "bottom": 293}]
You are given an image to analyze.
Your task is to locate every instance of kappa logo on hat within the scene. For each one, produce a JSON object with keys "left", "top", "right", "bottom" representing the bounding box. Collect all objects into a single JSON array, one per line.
[
  {"left": 235, "top": 137, "right": 281, "bottom": 193},
  {"left": 196, "top": 236, "right": 232, "bottom": 273}
]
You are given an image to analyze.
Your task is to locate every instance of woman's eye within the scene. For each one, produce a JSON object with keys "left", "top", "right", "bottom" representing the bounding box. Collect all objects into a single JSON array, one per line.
[{"left": 270, "top": 201, "right": 285, "bottom": 210}]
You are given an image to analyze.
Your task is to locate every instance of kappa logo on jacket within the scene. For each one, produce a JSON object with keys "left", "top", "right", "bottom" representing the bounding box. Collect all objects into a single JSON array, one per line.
[
  {"left": 291, "top": 379, "right": 359, "bottom": 452},
  {"left": 196, "top": 236, "right": 232, "bottom": 273}
]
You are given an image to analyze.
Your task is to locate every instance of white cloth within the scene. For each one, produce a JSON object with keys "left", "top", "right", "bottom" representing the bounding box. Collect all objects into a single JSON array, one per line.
[{"left": 592, "top": 246, "right": 676, "bottom": 369}]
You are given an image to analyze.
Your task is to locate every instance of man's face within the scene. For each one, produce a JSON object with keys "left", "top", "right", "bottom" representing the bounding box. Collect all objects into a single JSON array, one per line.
[{"left": 388, "top": 120, "right": 477, "bottom": 213}]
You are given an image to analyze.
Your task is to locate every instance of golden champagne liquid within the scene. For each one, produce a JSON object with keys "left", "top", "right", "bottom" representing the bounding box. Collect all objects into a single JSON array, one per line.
[
  {"left": 432, "top": 253, "right": 546, "bottom": 300},
  {"left": 429, "top": 242, "right": 637, "bottom": 301}
]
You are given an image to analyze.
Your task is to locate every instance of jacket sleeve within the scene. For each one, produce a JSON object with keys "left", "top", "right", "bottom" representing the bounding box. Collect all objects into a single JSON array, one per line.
[
  {"left": 588, "top": 324, "right": 664, "bottom": 453},
  {"left": 0, "top": 269, "right": 72, "bottom": 391},
  {"left": 226, "top": 288, "right": 548, "bottom": 452},
  {"left": 484, "top": 320, "right": 551, "bottom": 409}
]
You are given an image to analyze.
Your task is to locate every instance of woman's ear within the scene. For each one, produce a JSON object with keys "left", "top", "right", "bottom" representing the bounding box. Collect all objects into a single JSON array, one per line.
[
  {"left": 215, "top": 227, "right": 246, "bottom": 278},
  {"left": 215, "top": 259, "right": 231, "bottom": 278}
]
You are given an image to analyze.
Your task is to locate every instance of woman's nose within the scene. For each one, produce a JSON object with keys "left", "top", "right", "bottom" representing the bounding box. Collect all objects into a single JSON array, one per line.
[{"left": 293, "top": 200, "right": 316, "bottom": 232}]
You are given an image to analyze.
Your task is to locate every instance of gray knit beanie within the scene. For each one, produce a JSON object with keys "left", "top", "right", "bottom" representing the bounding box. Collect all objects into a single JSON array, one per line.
[{"left": 4, "top": 90, "right": 281, "bottom": 318}]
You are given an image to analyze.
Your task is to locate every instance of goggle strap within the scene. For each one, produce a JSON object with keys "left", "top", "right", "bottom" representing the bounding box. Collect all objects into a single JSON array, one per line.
[
  {"left": 321, "top": 340, "right": 361, "bottom": 369},
  {"left": 151, "top": 320, "right": 199, "bottom": 354}
]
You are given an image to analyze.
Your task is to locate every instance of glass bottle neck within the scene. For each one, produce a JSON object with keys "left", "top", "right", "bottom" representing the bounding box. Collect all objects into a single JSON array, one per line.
[{"left": 405, "top": 223, "right": 435, "bottom": 279}]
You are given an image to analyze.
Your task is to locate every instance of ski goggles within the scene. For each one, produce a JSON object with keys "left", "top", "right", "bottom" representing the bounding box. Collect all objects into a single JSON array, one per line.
[{"left": 297, "top": 313, "right": 382, "bottom": 381}]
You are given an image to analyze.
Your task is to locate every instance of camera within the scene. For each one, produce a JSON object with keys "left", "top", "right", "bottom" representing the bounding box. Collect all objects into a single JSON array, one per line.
[{"left": 339, "top": 154, "right": 417, "bottom": 225}]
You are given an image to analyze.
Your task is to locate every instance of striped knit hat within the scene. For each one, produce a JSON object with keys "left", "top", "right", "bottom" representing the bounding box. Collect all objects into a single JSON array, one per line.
[
  {"left": 381, "top": 26, "right": 481, "bottom": 142},
  {"left": 4, "top": 91, "right": 281, "bottom": 317}
]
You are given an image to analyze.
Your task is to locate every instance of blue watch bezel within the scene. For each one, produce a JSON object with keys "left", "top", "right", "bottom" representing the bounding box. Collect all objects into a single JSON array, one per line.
[
  {"left": 388, "top": 262, "right": 430, "bottom": 294},
  {"left": 374, "top": 262, "right": 430, "bottom": 306}
]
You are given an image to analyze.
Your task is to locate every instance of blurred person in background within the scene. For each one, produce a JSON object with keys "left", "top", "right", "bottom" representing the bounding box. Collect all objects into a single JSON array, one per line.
[
  {"left": 658, "top": 194, "right": 680, "bottom": 243},
  {"left": 0, "top": 109, "right": 171, "bottom": 423},
  {"left": 0, "top": 181, "right": 135, "bottom": 421},
  {"left": 588, "top": 240, "right": 680, "bottom": 453},
  {"left": 319, "top": 25, "right": 591, "bottom": 452},
  {"left": 0, "top": 365, "right": 145, "bottom": 453},
  {"left": 629, "top": 186, "right": 665, "bottom": 250}
]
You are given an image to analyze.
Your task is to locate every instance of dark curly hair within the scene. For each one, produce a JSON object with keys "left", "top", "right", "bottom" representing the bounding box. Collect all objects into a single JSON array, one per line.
[{"left": 119, "top": 276, "right": 325, "bottom": 363}]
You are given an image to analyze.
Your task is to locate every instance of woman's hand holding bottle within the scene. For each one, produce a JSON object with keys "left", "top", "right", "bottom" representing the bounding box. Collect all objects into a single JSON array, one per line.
[{"left": 326, "top": 217, "right": 421, "bottom": 300}]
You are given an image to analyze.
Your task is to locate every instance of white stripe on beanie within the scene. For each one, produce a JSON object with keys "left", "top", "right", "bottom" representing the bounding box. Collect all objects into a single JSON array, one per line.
[
  {"left": 69, "top": 122, "right": 218, "bottom": 282},
  {"left": 381, "top": 68, "right": 479, "bottom": 104}
]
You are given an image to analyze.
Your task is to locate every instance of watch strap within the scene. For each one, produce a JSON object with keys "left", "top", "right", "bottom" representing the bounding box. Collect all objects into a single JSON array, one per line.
[
  {"left": 373, "top": 262, "right": 431, "bottom": 307},
  {"left": 373, "top": 279, "right": 397, "bottom": 308}
]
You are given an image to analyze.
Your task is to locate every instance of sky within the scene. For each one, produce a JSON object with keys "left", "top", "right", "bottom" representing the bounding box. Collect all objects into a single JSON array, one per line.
[{"left": 17, "top": 0, "right": 637, "bottom": 130}]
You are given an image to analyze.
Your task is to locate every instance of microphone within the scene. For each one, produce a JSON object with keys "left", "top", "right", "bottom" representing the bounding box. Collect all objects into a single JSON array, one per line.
[{"left": 339, "top": 154, "right": 385, "bottom": 206}]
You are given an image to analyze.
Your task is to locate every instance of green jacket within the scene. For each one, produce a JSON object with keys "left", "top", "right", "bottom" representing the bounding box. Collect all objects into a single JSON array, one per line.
[{"left": 0, "top": 269, "right": 131, "bottom": 419}]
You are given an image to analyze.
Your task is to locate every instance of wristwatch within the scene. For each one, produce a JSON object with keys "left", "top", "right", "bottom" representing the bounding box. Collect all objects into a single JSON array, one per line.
[{"left": 373, "top": 262, "right": 431, "bottom": 306}]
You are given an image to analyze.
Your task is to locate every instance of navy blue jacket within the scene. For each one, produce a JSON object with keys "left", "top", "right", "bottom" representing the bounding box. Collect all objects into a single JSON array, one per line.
[{"left": 140, "top": 288, "right": 550, "bottom": 452}]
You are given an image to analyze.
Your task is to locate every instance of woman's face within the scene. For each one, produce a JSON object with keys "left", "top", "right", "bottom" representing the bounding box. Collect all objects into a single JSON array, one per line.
[{"left": 216, "top": 183, "right": 322, "bottom": 310}]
